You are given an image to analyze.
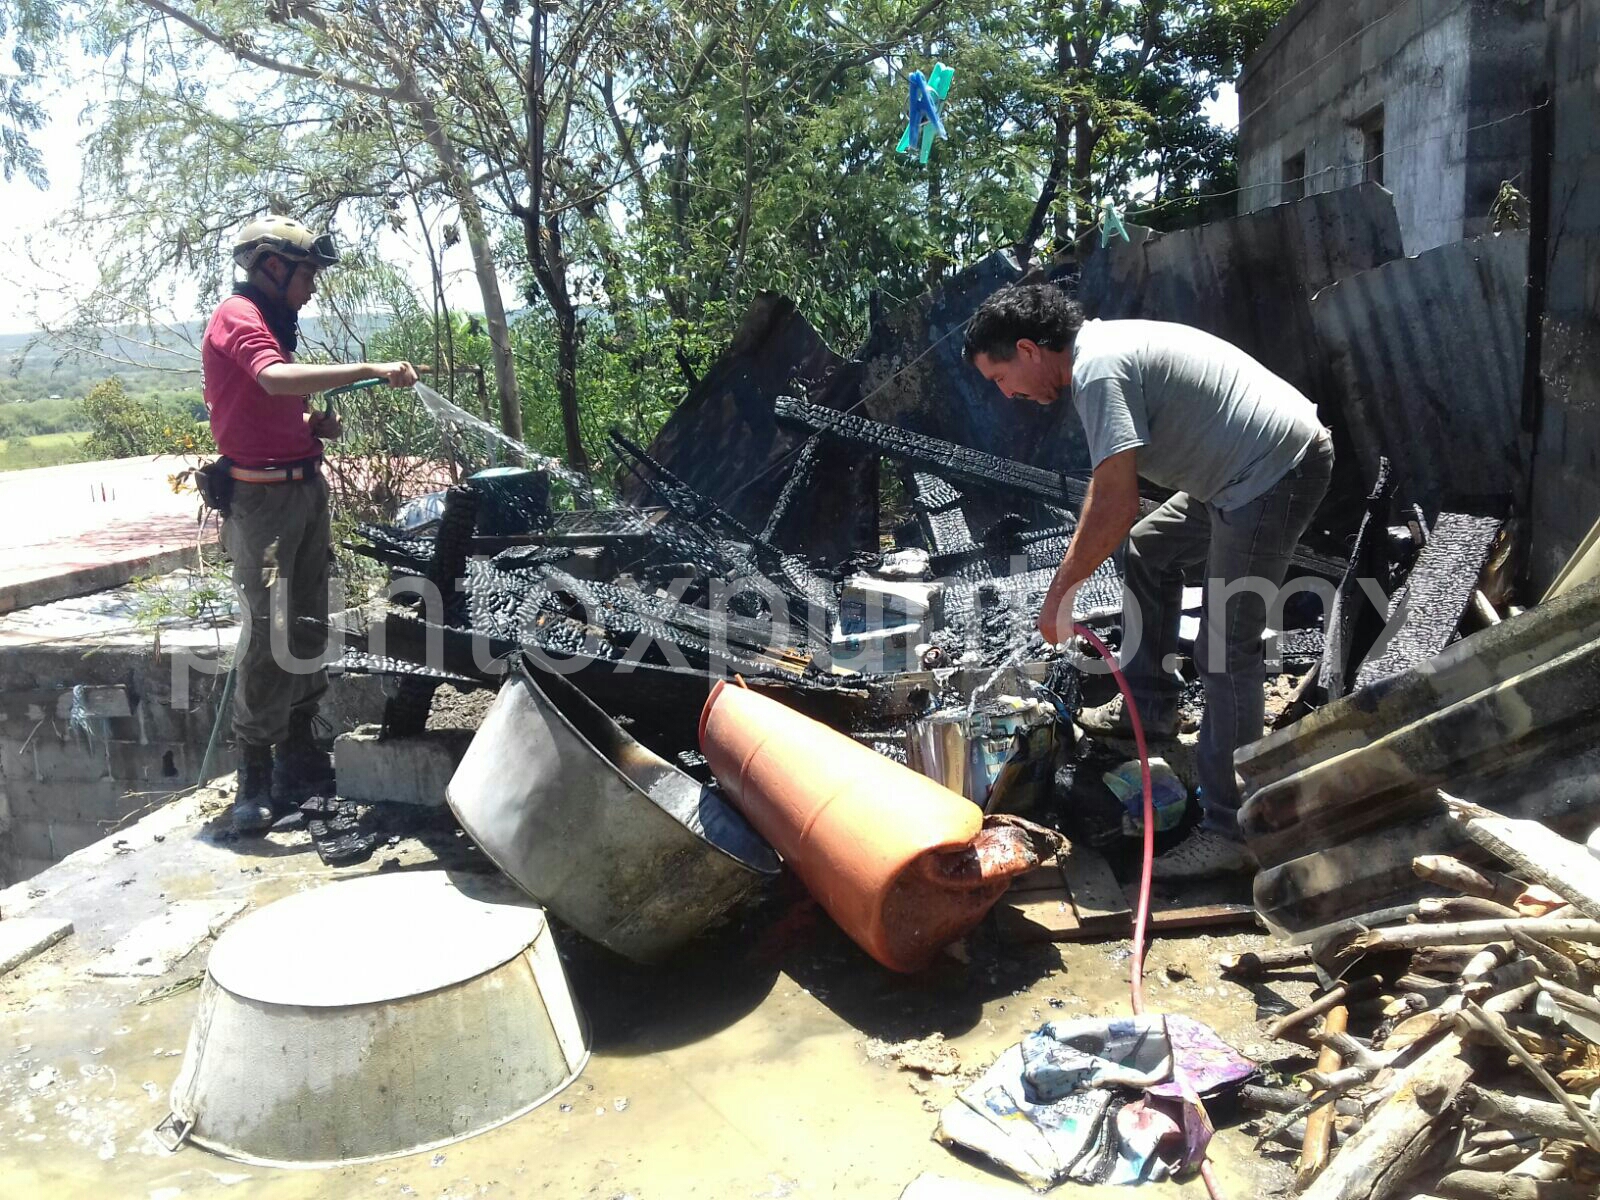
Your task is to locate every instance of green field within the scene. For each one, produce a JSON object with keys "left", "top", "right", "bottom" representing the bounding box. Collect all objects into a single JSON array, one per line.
[{"left": 0, "top": 431, "right": 92, "bottom": 472}]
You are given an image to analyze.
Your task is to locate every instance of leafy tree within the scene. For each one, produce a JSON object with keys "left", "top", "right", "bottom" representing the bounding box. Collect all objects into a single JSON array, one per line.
[{"left": 36, "top": 0, "right": 1296, "bottom": 479}]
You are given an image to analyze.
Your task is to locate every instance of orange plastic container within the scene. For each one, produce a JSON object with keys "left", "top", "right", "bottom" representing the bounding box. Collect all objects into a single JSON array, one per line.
[{"left": 698, "top": 680, "right": 1036, "bottom": 972}]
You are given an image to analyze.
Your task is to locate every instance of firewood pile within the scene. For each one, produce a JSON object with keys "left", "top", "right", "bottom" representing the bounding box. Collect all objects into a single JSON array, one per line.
[{"left": 1223, "top": 795, "right": 1600, "bottom": 1200}]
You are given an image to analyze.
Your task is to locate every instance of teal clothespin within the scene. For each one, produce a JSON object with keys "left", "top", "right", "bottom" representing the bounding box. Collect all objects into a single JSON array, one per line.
[
  {"left": 1100, "top": 199, "right": 1130, "bottom": 248},
  {"left": 897, "top": 62, "right": 954, "bottom": 164}
]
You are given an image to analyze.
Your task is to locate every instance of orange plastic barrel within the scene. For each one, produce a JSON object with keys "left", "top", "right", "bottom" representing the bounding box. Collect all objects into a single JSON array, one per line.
[{"left": 698, "top": 680, "right": 1034, "bottom": 972}]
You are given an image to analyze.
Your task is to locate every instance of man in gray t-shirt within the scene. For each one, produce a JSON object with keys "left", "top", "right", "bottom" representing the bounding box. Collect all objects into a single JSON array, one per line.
[{"left": 965, "top": 284, "right": 1333, "bottom": 879}]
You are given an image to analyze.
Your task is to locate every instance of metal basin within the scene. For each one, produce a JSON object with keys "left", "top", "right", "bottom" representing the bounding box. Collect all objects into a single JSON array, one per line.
[
  {"left": 167, "top": 870, "right": 587, "bottom": 1167},
  {"left": 447, "top": 655, "right": 780, "bottom": 963}
]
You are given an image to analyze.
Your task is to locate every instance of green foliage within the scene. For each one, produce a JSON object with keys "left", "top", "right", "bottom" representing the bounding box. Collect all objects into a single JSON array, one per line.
[
  {"left": 0, "top": 430, "right": 90, "bottom": 470},
  {"left": 78, "top": 375, "right": 214, "bottom": 459},
  {"left": 37, "top": 0, "right": 1295, "bottom": 494}
]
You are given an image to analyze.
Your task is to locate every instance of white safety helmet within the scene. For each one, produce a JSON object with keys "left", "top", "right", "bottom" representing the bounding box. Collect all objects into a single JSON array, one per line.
[{"left": 232, "top": 215, "right": 340, "bottom": 272}]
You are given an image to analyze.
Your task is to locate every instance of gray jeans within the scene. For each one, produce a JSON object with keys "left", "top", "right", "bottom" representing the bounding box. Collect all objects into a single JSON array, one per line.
[
  {"left": 1119, "top": 431, "right": 1334, "bottom": 836},
  {"left": 222, "top": 477, "right": 332, "bottom": 748}
]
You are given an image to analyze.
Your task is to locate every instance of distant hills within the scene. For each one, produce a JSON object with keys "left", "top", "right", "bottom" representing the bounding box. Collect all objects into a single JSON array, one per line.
[{"left": 0, "top": 314, "right": 387, "bottom": 400}]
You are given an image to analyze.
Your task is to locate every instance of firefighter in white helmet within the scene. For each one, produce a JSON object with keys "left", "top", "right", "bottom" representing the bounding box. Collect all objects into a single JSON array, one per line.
[{"left": 202, "top": 215, "right": 417, "bottom": 833}]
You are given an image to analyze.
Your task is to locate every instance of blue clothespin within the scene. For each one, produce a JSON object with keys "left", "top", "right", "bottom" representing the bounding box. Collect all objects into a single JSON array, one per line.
[
  {"left": 1100, "top": 198, "right": 1130, "bottom": 247},
  {"left": 897, "top": 64, "right": 953, "bottom": 164}
]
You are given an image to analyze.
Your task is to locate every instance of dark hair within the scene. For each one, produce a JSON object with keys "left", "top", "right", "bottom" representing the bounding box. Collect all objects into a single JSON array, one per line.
[{"left": 962, "top": 284, "right": 1084, "bottom": 363}]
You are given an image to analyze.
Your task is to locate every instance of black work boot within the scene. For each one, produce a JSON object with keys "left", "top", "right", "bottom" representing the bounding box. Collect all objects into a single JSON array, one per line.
[
  {"left": 232, "top": 743, "right": 276, "bottom": 834},
  {"left": 272, "top": 709, "right": 336, "bottom": 805}
]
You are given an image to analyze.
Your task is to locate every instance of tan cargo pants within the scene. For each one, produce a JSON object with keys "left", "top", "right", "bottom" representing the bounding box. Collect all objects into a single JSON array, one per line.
[{"left": 223, "top": 476, "right": 332, "bottom": 747}]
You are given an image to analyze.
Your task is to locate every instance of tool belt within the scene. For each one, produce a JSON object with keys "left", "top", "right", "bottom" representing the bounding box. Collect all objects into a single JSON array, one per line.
[{"left": 227, "top": 457, "right": 323, "bottom": 484}]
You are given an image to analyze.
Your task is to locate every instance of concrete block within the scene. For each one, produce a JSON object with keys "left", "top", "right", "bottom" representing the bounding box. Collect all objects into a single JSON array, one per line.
[
  {"left": 104, "top": 740, "right": 186, "bottom": 784},
  {"left": 4, "top": 778, "right": 132, "bottom": 825},
  {"left": 53, "top": 684, "right": 131, "bottom": 721},
  {"left": 0, "top": 736, "right": 110, "bottom": 784},
  {"left": 0, "top": 916, "right": 73, "bottom": 976},
  {"left": 6, "top": 816, "right": 106, "bottom": 863},
  {"left": 334, "top": 725, "right": 473, "bottom": 807},
  {"left": 6, "top": 857, "right": 55, "bottom": 887},
  {"left": 47, "top": 819, "right": 111, "bottom": 860},
  {"left": 7, "top": 818, "right": 55, "bottom": 862}
]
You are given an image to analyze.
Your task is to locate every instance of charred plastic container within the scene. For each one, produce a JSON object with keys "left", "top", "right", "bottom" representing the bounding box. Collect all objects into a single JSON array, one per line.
[{"left": 447, "top": 655, "right": 780, "bottom": 962}]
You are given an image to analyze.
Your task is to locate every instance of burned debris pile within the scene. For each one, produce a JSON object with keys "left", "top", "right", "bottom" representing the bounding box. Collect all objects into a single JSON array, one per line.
[
  {"left": 1228, "top": 797, "right": 1600, "bottom": 1199},
  {"left": 302, "top": 180, "right": 1600, "bottom": 1194}
]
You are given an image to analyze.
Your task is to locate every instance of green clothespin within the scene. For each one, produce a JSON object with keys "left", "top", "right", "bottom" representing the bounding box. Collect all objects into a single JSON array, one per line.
[
  {"left": 896, "top": 62, "right": 954, "bottom": 165},
  {"left": 1100, "top": 199, "right": 1130, "bottom": 248}
]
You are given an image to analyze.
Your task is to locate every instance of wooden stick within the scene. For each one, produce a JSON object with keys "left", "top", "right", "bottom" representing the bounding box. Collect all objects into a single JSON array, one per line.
[
  {"left": 1412, "top": 945, "right": 1482, "bottom": 978},
  {"left": 1455, "top": 1143, "right": 1536, "bottom": 1171},
  {"left": 1452, "top": 813, "right": 1600, "bottom": 920},
  {"left": 1417, "top": 895, "right": 1521, "bottom": 922},
  {"left": 1470, "top": 956, "right": 1538, "bottom": 996},
  {"left": 1481, "top": 980, "right": 1540, "bottom": 1015},
  {"left": 1267, "top": 975, "right": 1384, "bottom": 1041},
  {"left": 1314, "top": 1029, "right": 1393, "bottom": 1073},
  {"left": 1458, "top": 1001, "right": 1600, "bottom": 1152},
  {"left": 1259, "top": 1117, "right": 1350, "bottom": 1151},
  {"left": 1512, "top": 932, "right": 1583, "bottom": 989},
  {"left": 1413, "top": 854, "right": 1526, "bottom": 906},
  {"left": 1460, "top": 942, "right": 1514, "bottom": 985},
  {"left": 1434, "top": 1172, "right": 1595, "bottom": 1200},
  {"left": 1239, "top": 1083, "right": 1362, "bottom": 1118},
  {"left": 1218, "top": 943, "right": 1313, "bottom": 977},
  {"left": 1298, "top": 1004, "right": 1349, "bottom": 1189},
  {"left": 1304, "top": 1063, "right": 1381, "bottom": 1092},
  {"left": 1329, "top": 919, "right": 1600, "bottom": 964},
  {"left": 1300, "top": 1034, "right": 1475, "bottom": 1200},
  {"left": 1463, "top": 1083, "right": 1597, "bottom": 1142}
]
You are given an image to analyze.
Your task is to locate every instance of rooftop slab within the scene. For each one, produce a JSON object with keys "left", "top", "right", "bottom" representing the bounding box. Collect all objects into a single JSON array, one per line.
[
  {"left": 0, "top": 456, "right": 220, "bottom": 616},
  {"left": 0, "top": 784, "right": 1308, "bottom": 1199}
]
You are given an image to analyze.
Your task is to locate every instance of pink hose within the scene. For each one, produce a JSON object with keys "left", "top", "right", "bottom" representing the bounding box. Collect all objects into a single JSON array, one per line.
[{"left": 1071, "top": 623, "right": 1225, "bottom": 1200}]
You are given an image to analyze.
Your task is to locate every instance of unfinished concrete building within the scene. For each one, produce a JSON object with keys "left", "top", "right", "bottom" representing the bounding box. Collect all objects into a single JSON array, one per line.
[{"left": 1237, "top": 0, "right": 1545, "bottom": 254}]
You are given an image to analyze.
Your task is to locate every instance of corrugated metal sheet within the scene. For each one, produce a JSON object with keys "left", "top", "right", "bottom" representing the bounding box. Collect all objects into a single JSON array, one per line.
[
  {"left": 1077, "top": 182, "right": 1406, "bottom": 405},
  {"left": 854, "top": 253, "right": 1095, "bottom": 474},
  {"left": 1310, "top": 232, "right": 1527, "bottom": 518},
  {"left": 627, "top": 293, "right": 878, "bottom": 563},
  {"left": 1235, "top": 575, "right": 1600, "bottom": 942}
]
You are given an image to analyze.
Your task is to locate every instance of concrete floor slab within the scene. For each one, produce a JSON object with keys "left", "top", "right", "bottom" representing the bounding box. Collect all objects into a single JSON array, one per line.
[
  {"left": 86, "top": 899, "right": 249, "bottom": 978},
  {"left": 0, "top": 788, "right": 1311, "bottom": 1200},
  {"left": 0, "top": 916, "right": 73, "bottom": 975}
]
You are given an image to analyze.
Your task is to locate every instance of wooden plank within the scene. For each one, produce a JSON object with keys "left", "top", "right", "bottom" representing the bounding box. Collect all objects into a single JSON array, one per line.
[
  {"left": 1007, "top": 853, "right": 1068, "bottom": 894},
  {"left": 1058, "top": 844, "right": 1131, "bottom": 931},
  {"left": 1143, "top": 898, "right": 1258, "bottom": 932},
  {"left": 1461, "top": 815, "right": 1600, "bottom": 921},
  {"left": 994, "top": 888, "right": 1082, "bottom": 943}
]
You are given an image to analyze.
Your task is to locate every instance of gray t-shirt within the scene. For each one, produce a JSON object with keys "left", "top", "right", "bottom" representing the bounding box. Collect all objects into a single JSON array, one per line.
[{"left": 1069, "top": 318, "right": 1324, "bottom": 510}]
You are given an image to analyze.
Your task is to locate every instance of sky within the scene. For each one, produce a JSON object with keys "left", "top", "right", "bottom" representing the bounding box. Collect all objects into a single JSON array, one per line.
[
  {"left": 0, "top": 76, "right": 490, "bottom": 337},
  {"left": 0, "top": 65, "right": 1239, "bottom": 338}
]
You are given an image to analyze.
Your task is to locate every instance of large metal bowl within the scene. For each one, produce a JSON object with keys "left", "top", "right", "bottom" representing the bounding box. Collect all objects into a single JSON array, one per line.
[
  {"left": 167, "top": 870, "right": 587, "bottom": 1167},
  {"left": 447, "top": 656, "right": 780, "bottom": 962}
]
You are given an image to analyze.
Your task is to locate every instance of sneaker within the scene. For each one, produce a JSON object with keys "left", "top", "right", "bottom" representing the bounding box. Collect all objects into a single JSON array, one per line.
[
  {"left": 231, "top": 744, "right": 275, "bottom": 835},
  {"left": 1076, "top": 695, "right": 1178, "bottom": 742},
  {"left": 272, "top": 709, "right": 336, "bottom": 805},
  {"left": 1149, "top": 828, "right": 1254, "bottom": 881}
]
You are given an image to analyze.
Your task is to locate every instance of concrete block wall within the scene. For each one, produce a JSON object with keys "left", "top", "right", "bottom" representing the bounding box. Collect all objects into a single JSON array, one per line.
[
  {"left": 0, "top": 637, "right": 390, "bottom": 888},
  {"left": 1531, "top": 0, "right": 1600, "bottom": 591},
  {"left": 0, "top": 645, "right": 228, "bottom": 887}
]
